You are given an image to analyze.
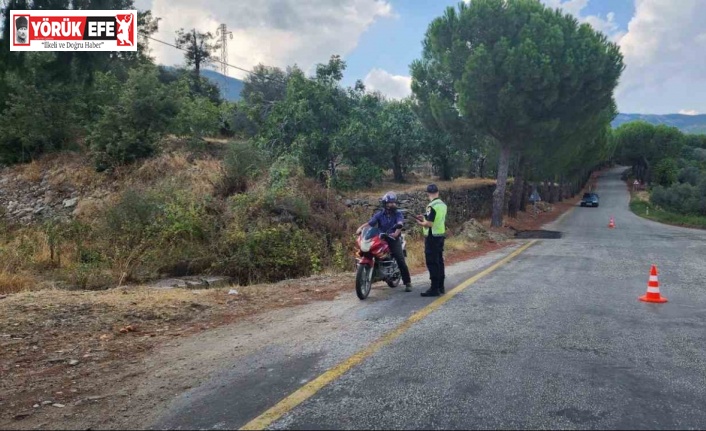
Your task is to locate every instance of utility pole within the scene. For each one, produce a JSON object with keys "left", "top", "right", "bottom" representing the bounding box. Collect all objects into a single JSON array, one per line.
[
  {"left": 216, "top": 23, "right": 233, "bottom": 92},
  {"left": 216, "top": 24, "right": 234, "bottom": 96}
]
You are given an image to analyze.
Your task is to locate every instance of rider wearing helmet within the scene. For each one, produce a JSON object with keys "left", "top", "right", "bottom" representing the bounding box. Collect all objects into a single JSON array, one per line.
[{"left": 355, "top": 192, "right": 413, "bottom": 292}]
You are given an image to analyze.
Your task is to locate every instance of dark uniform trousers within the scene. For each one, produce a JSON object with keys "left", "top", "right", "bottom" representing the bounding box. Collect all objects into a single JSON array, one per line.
[
  {"left": 384, "top": 236, "right": 412, "bottom": 285},
  {"left": 425, "top": 235, "right": 445, "bottom": 291}
]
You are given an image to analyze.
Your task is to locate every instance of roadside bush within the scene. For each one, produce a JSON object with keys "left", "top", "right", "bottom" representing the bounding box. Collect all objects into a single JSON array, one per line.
[
  {"left": 652, "top": 183, "right": 698, "bottom": 215},
  {"left": 268, "top": 153, "right": 304, "bottom": 192},
  {"left": 215, "top": 141, "right": 266, "bottom": 197},
  {"left": 90, "top": 184, "right": 218, "bottom": 284},
  {"left": 103, "top": 190, "right": 161, "bottom": 249},
  {"left": 678, "top": 166, "right": 701, "bottom": 186},
  {"left": 214, "top": 224, "right": 319, "bottom": 284},
  {"left": 171, "top": 92, "right": 223, "bottom": 138}
]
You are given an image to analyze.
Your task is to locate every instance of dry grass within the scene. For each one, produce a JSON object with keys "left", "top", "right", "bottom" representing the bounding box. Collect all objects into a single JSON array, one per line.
[
  {"left": 404, "top": 237, "right": 426, "bottom": 269},
  {"left": 14, "top": 159, "right": 44, "bottom": 183},
  {"left": 126, "top": 152, "right": 222, "bottom": 197},
  {"left": 634, "top": 190, "right": 650, "bottom": 202},
  {"left": 48, "top": 156, "right": 104, "bottom": 191},
  {"left": 0, "top": 271, "right": 42, "bottom": 295},
  {"left": 445, "top": 235, "right": 478, "bottom": 252},
  {"left": 11, "top": 152, "right": 105, "bottom": 191},
  {"left": 132, "top": 153, "right": 192, "bottom": 184},
  {"left": 354, "top": 177, "right": 496, "bottom": 199},
  {"left": 403, "top": 233, "right": 483, "bottom": 270}
]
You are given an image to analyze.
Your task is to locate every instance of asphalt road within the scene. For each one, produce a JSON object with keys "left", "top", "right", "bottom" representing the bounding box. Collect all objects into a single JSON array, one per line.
[{"left": 152, "top": 167, "right": 706, "bottom": 430}]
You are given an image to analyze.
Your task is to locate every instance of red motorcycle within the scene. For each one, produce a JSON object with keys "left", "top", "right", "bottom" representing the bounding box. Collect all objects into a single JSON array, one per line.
[{"left": 355, "top": 226, "right": 407, "bottom": 300}]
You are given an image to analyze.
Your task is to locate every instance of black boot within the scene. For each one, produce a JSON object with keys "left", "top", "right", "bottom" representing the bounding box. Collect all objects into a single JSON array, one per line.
[{"left": 421, "top": 288, "right": 440, "bottom": 297}]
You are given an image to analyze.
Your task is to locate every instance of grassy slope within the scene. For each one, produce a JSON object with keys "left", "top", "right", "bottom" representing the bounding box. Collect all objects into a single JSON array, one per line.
[{"left": 629, "top": 191, "right": 706, "bottom": 229}]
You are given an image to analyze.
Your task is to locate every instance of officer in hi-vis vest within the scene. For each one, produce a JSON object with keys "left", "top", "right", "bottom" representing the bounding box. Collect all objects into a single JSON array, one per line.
[{"left": 415, "top": 184, "right": 447, "bottom": 297}]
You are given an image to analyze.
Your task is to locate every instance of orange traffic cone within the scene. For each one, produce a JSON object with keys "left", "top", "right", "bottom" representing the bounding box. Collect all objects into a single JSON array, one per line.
[
  {"left": 639, "top": 265, "right": 668, "bottom": 303},
  {"left": 608, "top": 216, "right": 616, "bottom": 229}
]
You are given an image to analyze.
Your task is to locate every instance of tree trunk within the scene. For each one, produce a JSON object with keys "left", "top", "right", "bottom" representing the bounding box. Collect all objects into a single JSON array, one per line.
[
  {"left": 508, "top": 156, "right": 524, "bottom": 218},
  {"left": 491, "top": 146, "right": 511, "bottom": 228},
  {"left": 327, "top": 158, "right": 337, "bottom": 184},
  {"left": 519, "top": 179, "right": 528, "bottom": 212},
  {"left": 479, "top": 156, "right": 486, "bottom": 179},
  {"left": 438, "top": 156, "right": 453, "bottom": 181},
  {"left": 392, "top": 155, "right": 404, "bottom": 182},
  {"left": 558, "top": 176, "right": 564, "bottom": 202},
  {"left": 642, "top": 156, "right": 651, "bottom": 185}
]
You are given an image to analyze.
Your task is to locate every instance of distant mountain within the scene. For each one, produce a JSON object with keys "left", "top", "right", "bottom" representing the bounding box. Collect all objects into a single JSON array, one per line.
[
  {"left": 201, "top": 69, "right": 244, "bottom": 102},
  {"left": 612, "top": 113, "right": 706, "bottom": 135}
]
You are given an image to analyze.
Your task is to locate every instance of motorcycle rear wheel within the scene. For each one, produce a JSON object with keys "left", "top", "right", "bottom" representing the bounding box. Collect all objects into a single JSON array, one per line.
[
  {"left": 386, "top": 275, "right": 401, "bottom": 288},
  {"left": 355, "top": 264, "right": 373, "bottom": 300}
]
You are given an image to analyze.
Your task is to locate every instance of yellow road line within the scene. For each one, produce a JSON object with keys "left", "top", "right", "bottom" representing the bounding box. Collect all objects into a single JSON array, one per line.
[{"left": 240, "top": 240, "right": 539, "bottom": 430}]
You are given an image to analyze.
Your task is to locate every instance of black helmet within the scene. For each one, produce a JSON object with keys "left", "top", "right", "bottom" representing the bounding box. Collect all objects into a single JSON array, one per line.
[{"left": 381, "top": 191, "right": 397, "bottom": 204}]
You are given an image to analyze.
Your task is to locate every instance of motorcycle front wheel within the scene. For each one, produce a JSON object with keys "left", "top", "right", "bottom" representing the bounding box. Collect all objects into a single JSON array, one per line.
[{"left": 355, "top": 264, "right": 373, "bottom": 300}]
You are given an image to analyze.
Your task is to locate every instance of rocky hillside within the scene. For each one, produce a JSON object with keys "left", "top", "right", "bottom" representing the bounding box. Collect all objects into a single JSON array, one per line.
[{"left": 0, "top": 153, "right": 115, "bottom": 225}]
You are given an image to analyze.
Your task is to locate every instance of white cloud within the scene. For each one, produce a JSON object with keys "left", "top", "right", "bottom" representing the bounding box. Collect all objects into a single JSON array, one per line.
[
  {"left": 363, "top": 68, "right": 412, "bottom": 100},
  {"left": 678, "top": 109, "right": 700, "bottom": 116},
  {"left": 146, "top": 0, "right": 393, "bottom": 79},
  {"left": 134, "top": 0, "right": 153, "bottom": 10},
  {"left": 616, "top": 0, "right": 706, "bottom": 113},
  {"left": 541, "top": 0, "right": 624, "bottom": 42}
]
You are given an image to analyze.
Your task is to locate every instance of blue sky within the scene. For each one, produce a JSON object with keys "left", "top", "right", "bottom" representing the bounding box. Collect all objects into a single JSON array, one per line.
[
  {"left": 342, "top": 0, "right": 634, "bottom": 88},
  {"left": 342, "top": 1, "right": 460, "bottom": 85},
  {"left": 140, "top": 0, "right": 706, "bottom": 115}
]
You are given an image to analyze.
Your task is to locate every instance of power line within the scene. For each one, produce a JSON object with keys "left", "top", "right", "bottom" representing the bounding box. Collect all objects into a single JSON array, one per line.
[{"left": 140, "top": 32, "right": 256, "bottom": 76}]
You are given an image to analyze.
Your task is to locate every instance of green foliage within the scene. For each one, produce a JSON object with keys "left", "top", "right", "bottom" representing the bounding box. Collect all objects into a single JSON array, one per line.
[
  {"left": 88, "top": 66, "right": 179, "bottom": 169},
  {"left": 613, "top": 122, "right": 685, "bottom": 183},
  {"left": 332, "top": 240, "right": 353, "bottom": 272},
  {"left": 223, "top": 101, "right": 258, "bottom": 137},
  {"left": 613, "top": 121, "right": 706, "bottom": 218},
  {"left": 215, "top": 224, "right": 319, "bottom": 284},
  {"left": 241, "top": 64, "right": 290, "bottom": 131},
  {"left": 678, "top": 166, "right": 701, "bottom": 186},
  {"left": 348, "top": 159, "right": 383, "bottom": 189},
  {"left": 377, "top": 99, "right": 424, "bottom": 182},
  {"left": 651, "top": 175, "right": 706, "bottom": 216},
  {"left": 157, "top": 188, "right": 213, "bottom": 242},
  {"left": 156, "top": 66, "right": 222, "bottom": 104},
  {"left": 653, "top": 158, "right": 679, "bottom": 187},
  {"left": 172, "top": 93, "right": 223, "bottom": 138},
  {"left": 97, "top": 184, "right": 217, "bottom": 282},
  {"left": 268, "top": 153, "right": 304, "bottom": 192},
  {"left": 413, "top": 0, "right": 624, "bottom": 226},
  {"left": 258, "top": 56, "right": 367, "bottom": 183},
  {"left": 0, "top": 56, "right": 80, "bottom": 163}
]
